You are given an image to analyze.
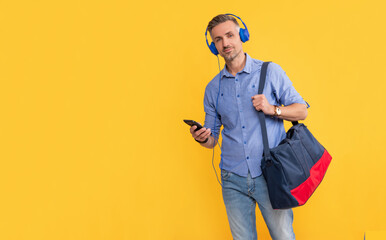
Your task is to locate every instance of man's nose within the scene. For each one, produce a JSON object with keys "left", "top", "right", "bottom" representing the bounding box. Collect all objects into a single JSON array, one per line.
[{"left": 222, "top": 38, "right": 230, "bottom": 48}]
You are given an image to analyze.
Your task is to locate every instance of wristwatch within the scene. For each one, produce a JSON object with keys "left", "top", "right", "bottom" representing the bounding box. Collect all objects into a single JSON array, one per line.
[{"left": 273, "top": 105, "right": 281, "bottom": 117}]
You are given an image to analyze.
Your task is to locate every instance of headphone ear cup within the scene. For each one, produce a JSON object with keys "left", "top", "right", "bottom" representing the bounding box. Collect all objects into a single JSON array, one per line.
[
  {"left": 209, "top": 42, "right": 219, "bottom": 55},
  {"left": 239, "top": 28, "right": 250, "bottom": 43}
]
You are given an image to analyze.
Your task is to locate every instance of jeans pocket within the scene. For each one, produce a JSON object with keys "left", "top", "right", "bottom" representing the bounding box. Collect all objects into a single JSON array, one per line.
[{"left": 221, "top": 169, "right": 232, "bottom": 181}]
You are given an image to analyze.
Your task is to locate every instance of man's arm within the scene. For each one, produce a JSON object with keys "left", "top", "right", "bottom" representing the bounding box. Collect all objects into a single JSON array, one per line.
[
  {"left": 251, "top": 95, "right": 308, "bottom": 121},
  {"left": 273, "top": 103, "right": 308, "bottom": 121}
]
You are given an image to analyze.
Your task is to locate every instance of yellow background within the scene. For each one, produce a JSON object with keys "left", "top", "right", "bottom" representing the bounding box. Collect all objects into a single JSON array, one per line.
[{"left": 1, "top": 0, "right": 385, "bottom": 239}]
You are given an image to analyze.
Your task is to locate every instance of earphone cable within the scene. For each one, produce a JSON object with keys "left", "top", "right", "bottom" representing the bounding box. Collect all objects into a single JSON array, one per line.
[{"left": 212, "top": 55, "right": 223, "bottom": 187}]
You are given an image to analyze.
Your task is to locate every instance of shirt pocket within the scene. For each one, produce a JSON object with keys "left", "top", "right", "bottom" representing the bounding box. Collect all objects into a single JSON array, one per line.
[{"left": 246, "top": 82, "right": 258, "bottom": 96}]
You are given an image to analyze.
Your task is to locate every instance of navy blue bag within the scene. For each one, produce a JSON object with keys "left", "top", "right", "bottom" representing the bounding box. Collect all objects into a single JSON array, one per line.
[{"left": 258, "top": 62, "right": 332, "bottom": 209}]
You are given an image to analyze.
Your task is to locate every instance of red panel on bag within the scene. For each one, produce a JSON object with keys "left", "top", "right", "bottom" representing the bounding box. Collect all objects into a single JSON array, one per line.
[{"left": 290, "top": 149, "right": 332, "bottom": 205}]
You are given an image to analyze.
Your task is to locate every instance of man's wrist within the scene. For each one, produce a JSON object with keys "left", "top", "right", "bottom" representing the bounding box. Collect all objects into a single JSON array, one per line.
[
  {"left": 273, "top": 105, "right": 281, "bottom": 117},
  {"left": 195, "top": 137, "right": 209, "bottom": 144},
  {"left": 270, "top": 105, "right": 276, "bottom": 116}
]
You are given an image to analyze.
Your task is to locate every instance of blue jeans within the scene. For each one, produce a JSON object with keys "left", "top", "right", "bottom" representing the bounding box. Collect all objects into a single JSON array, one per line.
[{"left": 221, "top": 170, "right": 296, "bottom": 240}]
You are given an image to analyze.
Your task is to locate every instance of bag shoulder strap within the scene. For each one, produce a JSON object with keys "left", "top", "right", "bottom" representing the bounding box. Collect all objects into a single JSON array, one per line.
[
  {"left": 258, "top": 62, "right": 271, "bottom": 95},
  {"left": 257, "top": 62, "right": 299, "bottom": 160},
  {"left": 257, "top": 62, "right": 272, "bottom": 159}
]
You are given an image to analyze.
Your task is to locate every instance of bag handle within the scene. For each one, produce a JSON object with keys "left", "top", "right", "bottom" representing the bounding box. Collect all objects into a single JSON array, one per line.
[{"left": 257, "top": 62, "right": 298, "bottom": 160}]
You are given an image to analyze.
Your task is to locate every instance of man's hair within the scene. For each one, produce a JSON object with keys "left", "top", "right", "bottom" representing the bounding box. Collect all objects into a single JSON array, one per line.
[{"left": 207, "top": 14, "right": 240, "bottom": 35}]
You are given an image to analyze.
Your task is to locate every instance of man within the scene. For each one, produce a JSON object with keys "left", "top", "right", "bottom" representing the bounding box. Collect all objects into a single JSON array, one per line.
[{"left": 190, "top": 14, "right": 309, "bottom": 240}]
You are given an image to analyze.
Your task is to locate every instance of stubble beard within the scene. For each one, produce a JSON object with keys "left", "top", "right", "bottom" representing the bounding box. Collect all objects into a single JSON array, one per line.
[{"left": 223, "top": 47, "right": 242, "bottom": 62}]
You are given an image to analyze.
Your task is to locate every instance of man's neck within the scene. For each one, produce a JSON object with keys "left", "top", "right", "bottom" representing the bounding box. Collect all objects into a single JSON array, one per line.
[{"left": 225, "top": 52, "right": 246, "bottom": 76}]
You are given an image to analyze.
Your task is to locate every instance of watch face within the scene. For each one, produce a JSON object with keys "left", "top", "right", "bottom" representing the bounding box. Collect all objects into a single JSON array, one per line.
[{"left": 276, "top": 107, "right": 281, "bottom": 115}]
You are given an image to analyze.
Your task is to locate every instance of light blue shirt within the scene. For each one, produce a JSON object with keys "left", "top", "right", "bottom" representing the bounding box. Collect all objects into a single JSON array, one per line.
[{"left": 203, "top": 53, "right": 308, "bottom": 178}]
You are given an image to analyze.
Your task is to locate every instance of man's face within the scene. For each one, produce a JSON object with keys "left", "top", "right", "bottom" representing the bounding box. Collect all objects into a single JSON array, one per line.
[{"left": 210, "top": 20, "right": 243, "bottom": 62}]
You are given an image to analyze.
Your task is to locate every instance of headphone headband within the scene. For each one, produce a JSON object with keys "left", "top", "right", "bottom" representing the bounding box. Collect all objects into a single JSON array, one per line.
[
  {"left": 205, "top": 13, "right": 250, "bottom": 55},
  {"left": 224, "top": 13, "right": 249, "bottom": 33}
]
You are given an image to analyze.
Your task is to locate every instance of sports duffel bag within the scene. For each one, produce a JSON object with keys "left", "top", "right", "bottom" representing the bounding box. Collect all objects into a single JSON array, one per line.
[{"left": 258, "top": 62, "right": 332, "bottom": 209}]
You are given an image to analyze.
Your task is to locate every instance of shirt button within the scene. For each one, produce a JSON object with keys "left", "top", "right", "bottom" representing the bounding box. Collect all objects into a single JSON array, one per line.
[
  {"left": 244, "top": 141, "right": 247, "bottom": 144},
  {"left": 242, "top": 126, "right": 245, "bottom": 128},
  {"left": 236, "top": 79, "right": 238, "bottom": 81},
  {"left": 237, "top": 94, "right": 240, "bottom": 98},
  {"left": 246, "top": 156, "right": 249, "bottom": 160}
]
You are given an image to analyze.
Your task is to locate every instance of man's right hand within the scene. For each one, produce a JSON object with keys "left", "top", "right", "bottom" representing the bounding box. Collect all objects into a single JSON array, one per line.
[{"left": 190, "top": 125, "right": 211, "bottom": 143}]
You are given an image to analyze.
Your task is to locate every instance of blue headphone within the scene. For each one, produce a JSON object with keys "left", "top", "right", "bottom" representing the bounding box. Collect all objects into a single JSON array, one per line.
[{"left": 205, "top": 13, "right": 250, "bottom": 55}]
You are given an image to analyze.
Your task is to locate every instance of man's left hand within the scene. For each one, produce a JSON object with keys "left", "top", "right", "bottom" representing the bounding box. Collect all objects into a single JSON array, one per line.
[{"left": 251, "top": 94, "right": 275, "bottom": 115}]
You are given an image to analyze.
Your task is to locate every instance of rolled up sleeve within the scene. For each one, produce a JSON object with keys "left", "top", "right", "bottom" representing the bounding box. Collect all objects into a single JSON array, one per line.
[{"left": 269, "top": 63, "right": 310, "bottom": 108}]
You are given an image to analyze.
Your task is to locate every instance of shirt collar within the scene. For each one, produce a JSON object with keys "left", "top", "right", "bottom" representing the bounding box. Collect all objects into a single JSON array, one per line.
[{"left": 220, "top": 53, "right": 252, "bottom": 79}]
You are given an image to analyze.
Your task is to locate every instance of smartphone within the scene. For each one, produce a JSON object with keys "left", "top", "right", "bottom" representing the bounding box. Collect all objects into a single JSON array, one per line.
[{"left": 183, "top": 119, "right": 203, "bottom": 131}]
